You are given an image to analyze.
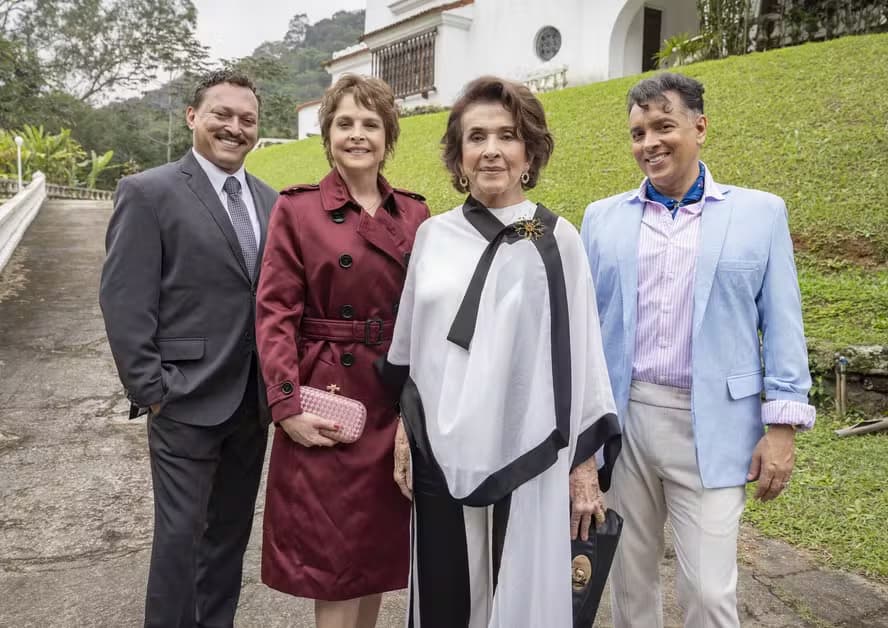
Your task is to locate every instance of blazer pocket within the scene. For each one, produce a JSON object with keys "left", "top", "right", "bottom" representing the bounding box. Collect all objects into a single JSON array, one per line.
[
  {"left": 717, "top": 259, "right": 761, "bottom": 272},
  {"left": 726, "top": 371, "right": 763, "bottom": 400},
  {"left": 157, "top": 337, "right": 206, "bottom": 361}
]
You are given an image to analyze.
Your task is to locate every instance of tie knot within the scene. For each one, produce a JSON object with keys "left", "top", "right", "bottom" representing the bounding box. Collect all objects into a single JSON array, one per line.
[{"left": 223, "top": 176, "right": 241, "bottom": 196}]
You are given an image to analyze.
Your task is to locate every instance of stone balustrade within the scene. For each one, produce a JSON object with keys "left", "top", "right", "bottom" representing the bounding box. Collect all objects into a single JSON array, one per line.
[
  {"left": 45, "top": 183, "right": 113, "bottom": 200},
  {"left": 524, "top": 66, "right": 569, "bottom": 94},
  {"left": 0, "top": 172, "right": 46, "bottom": 272}
]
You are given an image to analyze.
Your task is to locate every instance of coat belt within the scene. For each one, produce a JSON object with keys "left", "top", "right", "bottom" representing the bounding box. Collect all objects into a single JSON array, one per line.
[{"left": 300, "top": 316, "right": 394, "bottom": 346}]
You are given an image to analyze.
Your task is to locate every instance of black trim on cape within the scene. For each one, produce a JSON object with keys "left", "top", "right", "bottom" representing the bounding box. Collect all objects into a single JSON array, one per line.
[{"left": 572, "top": 412, "right": 622, "bottom": 491}]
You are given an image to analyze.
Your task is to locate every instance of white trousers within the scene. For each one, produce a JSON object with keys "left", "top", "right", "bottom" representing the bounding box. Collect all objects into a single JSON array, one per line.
[{"left": 610, "top": 380, "right": 746, "bottom": 628}]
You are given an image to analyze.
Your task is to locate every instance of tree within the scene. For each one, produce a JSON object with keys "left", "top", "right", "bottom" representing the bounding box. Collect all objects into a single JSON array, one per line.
[
  {"left": 283, "top": 13, "right": 308, "bottom": 51},
  {"left": 10, "top": 0, "right": 208, "bottom": 102}
]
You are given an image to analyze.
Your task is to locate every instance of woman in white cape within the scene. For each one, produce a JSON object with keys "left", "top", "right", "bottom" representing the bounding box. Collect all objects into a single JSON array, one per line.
[{"left": 378, "top": 76, "right": 621, "bottom": 628}]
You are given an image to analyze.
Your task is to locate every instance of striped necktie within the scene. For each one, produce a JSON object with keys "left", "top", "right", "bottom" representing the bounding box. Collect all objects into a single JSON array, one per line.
[{"left": 222, "top": 176, "right": 258, "bottom": 276}]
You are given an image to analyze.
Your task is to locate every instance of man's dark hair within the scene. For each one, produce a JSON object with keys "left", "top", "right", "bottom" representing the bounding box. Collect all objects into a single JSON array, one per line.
[
  {"left": 190, "top": 69, "right": 261, "bottom": 110},
  {"left": 626, "top": 72, "right": 704, "bottom": 115}
]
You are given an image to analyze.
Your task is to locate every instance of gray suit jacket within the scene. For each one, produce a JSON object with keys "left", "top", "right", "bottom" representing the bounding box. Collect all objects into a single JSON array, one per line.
[{"left": 100, "top": 150, "right": 278, "bottom": 426}]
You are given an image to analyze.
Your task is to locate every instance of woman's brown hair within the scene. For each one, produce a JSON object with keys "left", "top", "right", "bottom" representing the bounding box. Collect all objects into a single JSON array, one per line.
[
  {"left": 442, "top": 76, "right": 554, "bottom": 193},
  {"left": 319, "top": 73, "right": 400, "bottom": 168}
]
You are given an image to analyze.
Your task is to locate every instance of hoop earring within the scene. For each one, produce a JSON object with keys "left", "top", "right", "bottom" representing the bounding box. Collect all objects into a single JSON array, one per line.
[
  {"left": 521, "top": 171, "right": 530, "bottom": 184},
  {"left": 459, "top": 175, "right": 469, "bottom": 189}
]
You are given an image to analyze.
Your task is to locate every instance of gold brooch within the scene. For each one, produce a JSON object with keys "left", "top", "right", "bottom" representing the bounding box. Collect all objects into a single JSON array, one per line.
[
  {"left": 571, "top": 555, "right": 592, "bottom": 591},
  {"left": 513, "top": 217, "right": 545, "bottom": 241}
]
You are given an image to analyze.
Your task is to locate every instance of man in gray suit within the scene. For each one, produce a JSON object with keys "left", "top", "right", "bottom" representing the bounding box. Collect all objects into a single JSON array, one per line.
[{"left": 100, "top": 70, "right": 278, "bottom": 628}]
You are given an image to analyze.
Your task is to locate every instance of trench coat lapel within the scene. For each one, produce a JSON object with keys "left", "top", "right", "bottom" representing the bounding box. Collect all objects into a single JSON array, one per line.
[
  {"left": 320, "top": 169, "right": 408, "bottom": 270},
  {"left": 356, "top": 206, "right": 408, "bottom": 270}
]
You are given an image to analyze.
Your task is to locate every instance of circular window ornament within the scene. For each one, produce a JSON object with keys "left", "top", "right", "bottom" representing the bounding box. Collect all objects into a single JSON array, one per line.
[{"left": 535, "top": 26, "right": 562, "bottom": 62}]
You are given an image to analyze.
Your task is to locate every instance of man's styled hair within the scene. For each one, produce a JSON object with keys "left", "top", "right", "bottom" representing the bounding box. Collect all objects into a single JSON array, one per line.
[
  {"left": 442, "top": 76, "right": 554, "bottom": 193},
  {"left": 627, "top": 73, "right": 705, "bottom": 115},
  {"left": 318, "top": 73, "right": 401, "bottom": 168},
  {"left": 190, "top": 70, "right": 261, "bottom": 110}
]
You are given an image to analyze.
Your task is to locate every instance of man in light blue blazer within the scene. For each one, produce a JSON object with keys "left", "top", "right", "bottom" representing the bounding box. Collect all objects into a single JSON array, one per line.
[{"left": 581, "top": 73, "right": 815, "bottom": 628}]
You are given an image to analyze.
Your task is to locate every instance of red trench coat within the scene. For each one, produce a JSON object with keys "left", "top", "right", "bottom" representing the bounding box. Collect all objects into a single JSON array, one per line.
[{"left": 255, "top": 168, "right": 429, "bottom": 600}]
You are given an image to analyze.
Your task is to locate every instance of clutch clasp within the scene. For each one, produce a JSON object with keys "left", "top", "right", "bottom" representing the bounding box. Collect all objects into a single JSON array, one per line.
[{"left": 571, "top": 555, "right": 592, "bottom": 591}]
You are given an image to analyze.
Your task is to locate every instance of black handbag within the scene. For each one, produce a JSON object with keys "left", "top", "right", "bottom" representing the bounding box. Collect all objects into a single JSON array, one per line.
[{"left": 572, "top": 508, "right": 624, "bottom": 628}]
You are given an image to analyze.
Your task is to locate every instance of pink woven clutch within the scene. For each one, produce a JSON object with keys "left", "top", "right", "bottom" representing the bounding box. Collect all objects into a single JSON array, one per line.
[{"left": 299, "top": 386, "right": 366, "bottom": 444}]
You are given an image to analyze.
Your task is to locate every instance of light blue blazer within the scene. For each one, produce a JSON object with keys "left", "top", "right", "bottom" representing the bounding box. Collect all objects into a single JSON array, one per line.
[{"left": 581, "top": 176, "right": 812, "bottom": 488}]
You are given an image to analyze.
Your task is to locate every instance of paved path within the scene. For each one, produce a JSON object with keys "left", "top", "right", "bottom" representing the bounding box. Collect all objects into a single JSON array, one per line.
[{"left": 1, "top": 200, "right": 887, "bottom": 627}]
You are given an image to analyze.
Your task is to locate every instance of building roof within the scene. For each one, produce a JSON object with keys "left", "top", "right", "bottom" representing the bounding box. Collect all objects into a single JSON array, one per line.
[
  {"left": 322, "top": 47, "right": 367, "bottom": 68},
  {"left": 323, "top": 0, "right": 475, "bottom": 70},
  {"left": 295, "top": 98, "right": 322, "bottom": 112},
  {"left": 360, "top": 0, "right": 474, "bottom": 42}
]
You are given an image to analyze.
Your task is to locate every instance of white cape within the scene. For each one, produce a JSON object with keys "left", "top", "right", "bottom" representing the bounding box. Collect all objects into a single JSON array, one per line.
[{"left": 385, "top": 200, "right": 619, "bottom": 628}]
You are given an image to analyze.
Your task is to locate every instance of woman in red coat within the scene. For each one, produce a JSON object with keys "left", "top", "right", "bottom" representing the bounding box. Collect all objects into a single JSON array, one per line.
[{"left": 255, "top": 74, "right": 429, "bottom": 628}]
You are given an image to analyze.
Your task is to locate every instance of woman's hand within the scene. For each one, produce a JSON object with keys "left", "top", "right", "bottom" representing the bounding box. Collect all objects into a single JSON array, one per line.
[
  {"left": 279, "top": 412, "right": 340, "bottom": 447},
  {"left": 393, "top": 417, "right": 412, "bottom": 500},
  {"left": 569, "top": 458, "right": 606, "bottom": 541}
]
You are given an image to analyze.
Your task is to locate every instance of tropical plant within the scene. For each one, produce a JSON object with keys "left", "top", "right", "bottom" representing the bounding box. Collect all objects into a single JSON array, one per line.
[
  {"left": 78, "top": 148, "right": 115, "bottom": 189},
  {"left": 654, "top": 33, "right": 714, "bottom": 68},
  {"left": 0, "top": 124, "right": 114, "bottom": 188},
  {"left": 17, "top": 124, "right": 84, "bottom": 185}
]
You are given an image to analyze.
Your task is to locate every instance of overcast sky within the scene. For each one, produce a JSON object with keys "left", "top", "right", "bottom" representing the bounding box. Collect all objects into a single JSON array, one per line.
[{"left": 192, "top": 0, "right": 366, "bottom": 62}]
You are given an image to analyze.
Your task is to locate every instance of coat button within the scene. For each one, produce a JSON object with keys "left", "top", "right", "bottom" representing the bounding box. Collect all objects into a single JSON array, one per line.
[
  {"left": 339, "top": 254, "right": 353, "bottom": 269},
  {"left": 403, "top": 252, "right": 411, "bottom": 267},
  {"left": 331, "top": 210, "right": 345, "bottom": 224},
  {"left": 393, "top": 302, "right": 399, "bottom": 315},
  {"left": 340, "top": 304, "right": 354, "bottom": 319},
  {"left": 341, "top": 353, "right": 355, "bottom": 367},
  {"left": 281, "top": 381, "right": 294, "bottom": 395}
]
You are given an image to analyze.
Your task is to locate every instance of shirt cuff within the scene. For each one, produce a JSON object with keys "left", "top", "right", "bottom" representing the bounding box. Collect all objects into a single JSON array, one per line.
[{"left": 762, "top": 399, "right": 816, "bottom": 431}]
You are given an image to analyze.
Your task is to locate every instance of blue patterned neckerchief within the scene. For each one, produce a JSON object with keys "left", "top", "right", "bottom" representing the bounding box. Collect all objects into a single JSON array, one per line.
[{"left": 645, "top": 162, "right": 706, "bottom": 219}]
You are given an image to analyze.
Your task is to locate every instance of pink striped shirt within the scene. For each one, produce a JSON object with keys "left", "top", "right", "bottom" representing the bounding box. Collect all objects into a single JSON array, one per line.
[
  {"left": 631, "top": 176, "right": 714, "bottom": 389},
  {"left": 630, "top": 169, "right": 815, "bottom": 428}
]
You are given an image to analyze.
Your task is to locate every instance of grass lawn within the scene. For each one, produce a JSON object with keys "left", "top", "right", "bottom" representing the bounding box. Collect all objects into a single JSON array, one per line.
[
  {"left": 248, "top": 33, "right": 888, "bottom": 349},
  {"left": 745, "top": 410, "right": 888, "bottom": 581},
  {"left": 248, "top": 34, "right": 888, "bottom": 579}
]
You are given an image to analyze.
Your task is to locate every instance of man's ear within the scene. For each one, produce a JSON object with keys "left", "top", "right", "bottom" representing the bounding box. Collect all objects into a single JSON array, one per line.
[
  {"left": 185, "top": 106, "right": 196, "bottom": 130},
  {"left": 695, "top": 113, "right": 708, "bottom": 146}
]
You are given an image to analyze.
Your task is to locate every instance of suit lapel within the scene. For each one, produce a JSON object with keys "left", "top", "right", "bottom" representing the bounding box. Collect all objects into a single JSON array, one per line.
[
  {"left": 181, "top": 152, "right": 250, "bottom": 282},
  {"left": 618, "top": 199, "right": 644, "bottom": 343},
  {"left": 693, "top": 198, "right": 732, "bottom": 339},
  {"left": 246, "top": 173, "right": 272, "bottom": 284}
]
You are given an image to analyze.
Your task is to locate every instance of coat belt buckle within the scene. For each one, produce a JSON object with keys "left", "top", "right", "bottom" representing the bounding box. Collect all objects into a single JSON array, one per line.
[{"left": 363, "top": 318, "right": 384, "bottom": 346}]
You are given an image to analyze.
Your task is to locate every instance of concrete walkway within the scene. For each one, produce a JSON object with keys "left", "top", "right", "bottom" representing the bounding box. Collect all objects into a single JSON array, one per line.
[{"left": 1, "top": 200, "right": 887, "bottom": 628}]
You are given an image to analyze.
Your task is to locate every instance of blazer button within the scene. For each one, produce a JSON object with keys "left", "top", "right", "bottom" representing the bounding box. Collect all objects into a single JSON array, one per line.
[
  {"left": 331, "top": 210, "right": 345, "bottom": 224},
  {"left": 339, "top": 254, "right": 353, "bottom": 269},
  {"left": 340, "top": 304, "right": 354, "bottom": 319},
  {"left": 281, "top": 381, "right": 294, "bottom": 395},
  {"left": 341, "top": 352, "right": 355, "bottom": 367}
]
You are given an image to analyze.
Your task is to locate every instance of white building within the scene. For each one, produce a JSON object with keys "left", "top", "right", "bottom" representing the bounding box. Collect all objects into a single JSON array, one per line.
[{"left": 297, "top": 0, "right": 701, "bottom": 139}]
